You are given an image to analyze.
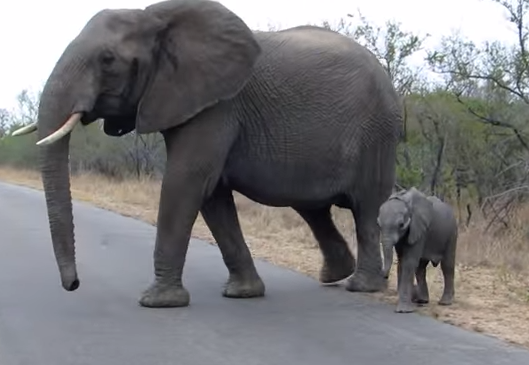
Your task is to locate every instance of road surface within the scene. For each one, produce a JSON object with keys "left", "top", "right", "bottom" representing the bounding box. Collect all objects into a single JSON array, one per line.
[{"left": 0, "top": 181, "right": 528, "bottom": 365}]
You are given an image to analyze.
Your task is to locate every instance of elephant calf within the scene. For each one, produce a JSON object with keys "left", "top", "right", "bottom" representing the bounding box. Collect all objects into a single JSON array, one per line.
[{"left": 377, "top": 187, "right": 458, "bottom": 313}]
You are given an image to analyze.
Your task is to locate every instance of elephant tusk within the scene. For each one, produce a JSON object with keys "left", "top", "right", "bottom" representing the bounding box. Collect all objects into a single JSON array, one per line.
[
  {"left": 11, "top": 122, "right": 38, "bottom": 136},
  {"left": 36, "top": 113, "right": 82, "bottom": 146}
]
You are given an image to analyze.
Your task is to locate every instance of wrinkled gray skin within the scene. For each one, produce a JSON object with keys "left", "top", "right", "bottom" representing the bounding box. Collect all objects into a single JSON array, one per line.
[
  {"left": 377, "top": 187, "right": 458, "bottom": 313},
  {"left": 16, "top": 0, "right": 402, "bottom": 307}
]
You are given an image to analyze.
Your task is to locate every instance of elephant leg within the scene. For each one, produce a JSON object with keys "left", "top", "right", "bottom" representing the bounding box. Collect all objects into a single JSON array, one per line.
[
  {"left": 138, "top": 168, "right": 200, "bottom": 308},
  {"left": 138, "top": 108, "right": 238, "bottom": 308},
  {"left": 295, "top": 207, "right": 356, "bottom": 284},
  {"left": 200, "top": 183, "right": 265, "bottom": 298},
  {"left": 439, "top": 239, "right": 456, "bottom": 306},
  {"left": 345, "top": 200, "right": 386, "bottom": 293},
  {"left": 412, "top": 259, "right": 429, "bottom": 304},
  {"left": 395, "top": 257, "right": 417, "bottom": 313}
]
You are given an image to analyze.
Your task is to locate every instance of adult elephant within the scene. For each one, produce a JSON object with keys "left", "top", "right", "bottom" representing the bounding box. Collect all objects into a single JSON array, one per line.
[{"left": 13, "top": 0, "right": 403, "bottom": 308}]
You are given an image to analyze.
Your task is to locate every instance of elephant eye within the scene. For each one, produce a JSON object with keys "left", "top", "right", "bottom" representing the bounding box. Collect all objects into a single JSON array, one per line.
[
  {"left": 399, "top": 217, "right": 410, "bottom": 229},
  {"left": 99, "top": 50, "right": 115, "bottom": 67}
]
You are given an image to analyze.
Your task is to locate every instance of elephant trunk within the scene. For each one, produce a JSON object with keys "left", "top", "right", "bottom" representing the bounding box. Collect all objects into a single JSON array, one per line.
[
  {"left": 37, "top": 45, "right": 95, "bottom": 291},
  {"left": 40, "top": 135, "right": 78, "bottom": 291},
  {"left": 382, "top": 238, "right": 395, "bottom": 279}
]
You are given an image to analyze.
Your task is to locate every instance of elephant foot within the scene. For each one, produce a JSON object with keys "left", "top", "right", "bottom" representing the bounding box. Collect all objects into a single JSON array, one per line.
[
  {"left": 319, "top": 257, "right": 356, "bottom": 284},
  {"left": 438, "top": 295, "right": 454, "bottom": 306},
  {"left": 413, "top": 297, "right": 429, "bottom": 305},
  {"left": 395, "top": 302, "right": 416, "bottom": 313},
  {"left": 345, "top": 271, "right": 387, "bottom": 293},
  {"left": 222, "top": 273, "right": 265, "bottom": 298},
  {"left": 139, "top": 280, "right": 190, "bottom": 308},
  {"left": 411, "top": 286, "right": 429, "bottom": 305}
]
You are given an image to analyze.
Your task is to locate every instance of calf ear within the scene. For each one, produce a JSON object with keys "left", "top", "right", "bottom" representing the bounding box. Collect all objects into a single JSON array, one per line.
[
  {"left": 406, "top": 188, "right": 433, "bottom": 245},
  {"left": 136, "top": 0, "right": 261, "bottom": 134}
]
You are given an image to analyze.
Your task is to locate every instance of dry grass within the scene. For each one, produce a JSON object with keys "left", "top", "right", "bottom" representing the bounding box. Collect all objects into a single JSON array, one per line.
[{"left": 1, "top": 166, "right": 528, "bottom": 348}]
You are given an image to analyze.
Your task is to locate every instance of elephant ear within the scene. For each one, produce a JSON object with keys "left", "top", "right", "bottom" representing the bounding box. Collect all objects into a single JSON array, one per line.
[
  {"left": 406, "top": 187, "right": 433, "bottom": 246},
  {"left": 137, "top": 0, "right": 261, "bottom": 134}
]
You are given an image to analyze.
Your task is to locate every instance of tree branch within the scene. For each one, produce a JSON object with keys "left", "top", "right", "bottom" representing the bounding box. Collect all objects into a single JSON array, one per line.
[{"left": 454, "top": 92, "right": 529, "bottom": 150}]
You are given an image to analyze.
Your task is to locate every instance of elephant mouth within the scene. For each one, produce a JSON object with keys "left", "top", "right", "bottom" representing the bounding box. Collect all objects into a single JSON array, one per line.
[
  {"left": 80, "top": 108, "right": 136, "bottom": 137},
  {"left": 80, "top": 111, "right": 97, "bottom": 125},
  {"left": 79, "top": 108, "right": 117, "bottom": 125},
  {"left": 36, "top": 98, "right": 136, "bottom": 145},
  {"left": 32, "top": 104, "right": 131, "bottom": 146},
  {"left": 80, "top": 94, "right": 137, "bottom": 128}
]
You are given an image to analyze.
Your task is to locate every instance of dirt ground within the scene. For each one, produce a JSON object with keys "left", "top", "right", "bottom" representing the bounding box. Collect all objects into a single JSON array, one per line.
[{"left": 1, "top": 166, "right": 527, "bottom": 348}]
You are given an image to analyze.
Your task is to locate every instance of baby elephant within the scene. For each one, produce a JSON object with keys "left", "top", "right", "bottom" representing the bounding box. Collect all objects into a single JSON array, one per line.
[{"left": 377, "top": 187, "right": 458, "bottom": 313}]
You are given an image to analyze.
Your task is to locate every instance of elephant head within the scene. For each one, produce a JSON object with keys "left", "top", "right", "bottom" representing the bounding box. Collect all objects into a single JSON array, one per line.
[
  {"left": 11, "top": 0, "right": 261, "bottom": 292},
  {"left": 377, "top": 187, "right": 433, "bottom": 278}
]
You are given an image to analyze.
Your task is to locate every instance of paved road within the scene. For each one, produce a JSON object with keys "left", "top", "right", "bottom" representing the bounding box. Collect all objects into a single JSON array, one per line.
[{"left": 0, "top": 181, "right": 528, "bottom": 365}]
